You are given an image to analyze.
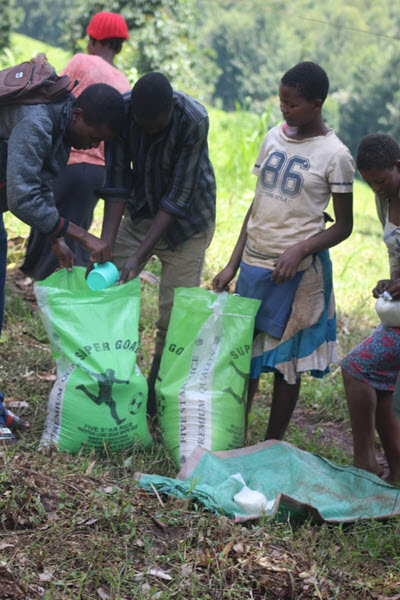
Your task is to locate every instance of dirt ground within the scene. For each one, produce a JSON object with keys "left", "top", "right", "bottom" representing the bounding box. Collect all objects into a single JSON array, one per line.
[{"left": 1, "top": 266, "right": 398, "bottom": 600}]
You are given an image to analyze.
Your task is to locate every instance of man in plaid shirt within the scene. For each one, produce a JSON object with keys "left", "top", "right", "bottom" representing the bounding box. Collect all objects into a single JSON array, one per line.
[{"left": 100, "top": 72, "right": 216, "bottom": 414}]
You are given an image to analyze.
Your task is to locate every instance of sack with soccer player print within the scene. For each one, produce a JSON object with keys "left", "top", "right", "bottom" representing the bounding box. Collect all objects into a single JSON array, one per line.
[{"left": 34, "top": 268, "right": 151, "bottom": 454}]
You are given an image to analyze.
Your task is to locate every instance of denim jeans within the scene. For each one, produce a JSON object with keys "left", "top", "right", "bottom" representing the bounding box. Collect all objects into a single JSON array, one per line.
[{"left": 0, "top": 213, "right": 7, "bottom": 425}]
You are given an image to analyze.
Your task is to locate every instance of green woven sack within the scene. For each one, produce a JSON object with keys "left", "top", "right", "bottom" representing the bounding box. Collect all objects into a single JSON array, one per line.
[
  {"left": 35, "top": 268, "right": 151, "bottom": 453},
  {"left": 155, "top": 288, "right": 260, "bottom": 467}
]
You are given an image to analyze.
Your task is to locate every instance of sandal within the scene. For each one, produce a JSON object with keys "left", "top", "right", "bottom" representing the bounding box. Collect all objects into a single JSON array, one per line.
[
  {"left": 4, "top": 410, "right": 30, "bottom": 432},
  {"left": 0, "top": 427, "right": 17, "bottom": 446}
]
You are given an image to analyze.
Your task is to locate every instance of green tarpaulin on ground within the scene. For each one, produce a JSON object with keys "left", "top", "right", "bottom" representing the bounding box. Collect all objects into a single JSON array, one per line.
[{"left": 136, "top": 440, "right": 400, "bottom": 523}]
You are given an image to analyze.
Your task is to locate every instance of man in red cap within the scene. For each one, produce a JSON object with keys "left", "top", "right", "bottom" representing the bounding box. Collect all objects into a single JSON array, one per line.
[{"left": 21, "top": 12, "right": 131, "bottom": 280}]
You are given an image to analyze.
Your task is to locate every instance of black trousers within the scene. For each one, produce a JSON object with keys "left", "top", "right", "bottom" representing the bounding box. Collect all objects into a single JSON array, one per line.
[{"left": 20, "top": 162, "right": 105, "bottom": 280}]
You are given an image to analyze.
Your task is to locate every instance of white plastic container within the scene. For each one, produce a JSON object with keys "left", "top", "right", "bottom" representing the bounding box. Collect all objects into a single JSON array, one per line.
[{"left": 375, "top": 293, "right": 400, "bottom": 327}]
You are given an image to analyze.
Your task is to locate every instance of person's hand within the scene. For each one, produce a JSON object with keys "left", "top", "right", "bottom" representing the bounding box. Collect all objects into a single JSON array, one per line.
[
  {"left": 85, "top": 261, "right": 94, "bottom": 279},
  {"left": 213, "top": 265, "right": 236, "bottom": 292},
  {"left": 271, "top": 246, "right": 305, "bottom": 284},
  {"left": 119, "top": 254, "right": 142, "bottom": 283},
  {"left": 387, "top": 278, "right": 400, "bottom": 300},
  {"left": 50, "top": 237, "right": 75, "bottom": 271},
  {"left": 372, "top": 279, "right": 393, "bottom": 298},
  {"left": 82, "top": 232, "right": 113, "bottom": 264}
]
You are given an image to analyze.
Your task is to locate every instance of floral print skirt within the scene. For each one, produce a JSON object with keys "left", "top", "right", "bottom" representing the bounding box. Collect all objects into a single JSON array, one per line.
[{"left": 341, "top": 324, "right": 400, "bottom": 391}]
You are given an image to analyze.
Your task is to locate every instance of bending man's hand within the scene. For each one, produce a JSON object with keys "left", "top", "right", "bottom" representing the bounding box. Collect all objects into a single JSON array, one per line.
[
  {"left": 50, "top": 237, "right": 75, "bottom": 271},
  {"left": 81, "top": 232, "right": 113, "bottom": 264},
  {"left": 118, "top": 209, "right": 176, "bottom": 283},
  {"left": 63, "top": 222, "right": 113, "bottom": 264},
  {"left": 119, "top": 253, "right": 142, "bottom": 283}
]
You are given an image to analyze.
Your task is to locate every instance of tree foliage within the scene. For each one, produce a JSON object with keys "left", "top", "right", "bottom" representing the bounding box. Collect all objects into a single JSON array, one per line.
[
  {"left": 65, "top": 0, "right": 218, "bottom": 99},
  {"left": 0, "top": 0, "right": 11, "bottom": 50},
  {"left": 196, "top": 0, "right": 400, "bottom": 154},
  {"left": 13, "top": 0, "right": 218, "bottom": 100},
  {"left": 7, "top": 0, "right": 400, "bottom": 154},
  {"left": 12, "top": 0, "right": 68, "bottom": 47}
]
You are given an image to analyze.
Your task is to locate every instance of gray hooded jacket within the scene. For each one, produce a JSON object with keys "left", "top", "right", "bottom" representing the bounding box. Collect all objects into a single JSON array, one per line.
[{"left": 0, "top": 98, "right": 72, "bottom": 233}]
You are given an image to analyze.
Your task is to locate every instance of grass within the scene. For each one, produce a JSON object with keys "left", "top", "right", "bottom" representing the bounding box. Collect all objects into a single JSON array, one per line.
[
  {"left": 0, "top": 33, "right": 71, "bottom": 72},
  {"left": 0, "top": 97, "right": 399, "bottom": 599}
]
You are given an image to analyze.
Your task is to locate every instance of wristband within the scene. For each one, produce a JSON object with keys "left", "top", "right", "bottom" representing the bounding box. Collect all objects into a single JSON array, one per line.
[{"left": 49, "top": 217, "right": 69, "bottom": 239}]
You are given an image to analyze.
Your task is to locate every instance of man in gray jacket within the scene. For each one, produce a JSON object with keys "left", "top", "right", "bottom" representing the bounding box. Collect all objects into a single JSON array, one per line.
[
  {"left": 1, "top": 82, "right": 125, "bottom": 267},
  {"left": 0, "top": 82, "right": 125, "bottom": 445}
]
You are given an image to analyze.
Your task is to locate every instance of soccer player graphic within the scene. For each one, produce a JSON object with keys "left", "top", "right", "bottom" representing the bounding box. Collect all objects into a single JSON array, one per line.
[
  {"left": 223, "top": 361, "right": 249, "bottom": 405},
  {"left": 76, "top": 362, "right": 128, "bottom": 425}
]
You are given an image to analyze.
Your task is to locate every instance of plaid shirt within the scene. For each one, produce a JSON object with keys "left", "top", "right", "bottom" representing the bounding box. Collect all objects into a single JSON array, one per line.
[{"left": 100, "top": 91, "right": 216, "bottom": 248}]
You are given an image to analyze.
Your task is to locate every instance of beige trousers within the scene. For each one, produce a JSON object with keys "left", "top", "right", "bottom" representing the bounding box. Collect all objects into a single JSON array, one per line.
[{"left": 113, "top": 215, "right": 215, "bottom": 355}]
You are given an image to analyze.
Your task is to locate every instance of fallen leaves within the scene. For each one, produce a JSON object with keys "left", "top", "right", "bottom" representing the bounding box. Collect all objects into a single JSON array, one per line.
[
  {"left": 233, "top": 541, "right": 245, "bottom": 554},
  {"left": 4, "top": 397, "right": 29, "bottom": 409},
  {"left": 148, "top": 568, "right": 172, "bottom": 581},
  {"left": 0, "top": 436, "right": 395, "bottom": 600},
  {"left": 139, "top": 270, "right": 159, "bottom": 285},
  {"left": 36, "top": 372, "right": 56, "bottom": 381},
  {"left": 134, "top": 568, "right": 172, "bottom": 582},
  {"left": 21, "top": 370, "right": 56, "bottom": 382},
  {"left": 0, "top": 543, "right": 13, "bottom": 551},
  {"left": 85, "top": 460, "right": 97, "bottom": 476},
  {"left": 38, "top": 567, "right": 54, "bottom": 582},
  {"left": 221, "top": 538, "right": 235, "bottom": 558},
  {"left": 97, "top": 588, "right": 129, "bottom": 600}
]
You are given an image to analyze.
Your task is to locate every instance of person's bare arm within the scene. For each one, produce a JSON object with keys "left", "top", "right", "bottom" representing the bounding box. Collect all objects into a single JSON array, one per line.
[
  {"left": 65, "top": 221, "right": 112, "bottom": 263},
  {"left": 100, "top": 201, "right": 125, "bottom": 248},
  {"left": 119, "top": 210, "right": 175, "bottom": 282},
  {"left": 271, "top": 192, "right": 353, "bottom": 284},
  {"left": 213, "top": 201, "right": 254, "bottom": 292}
]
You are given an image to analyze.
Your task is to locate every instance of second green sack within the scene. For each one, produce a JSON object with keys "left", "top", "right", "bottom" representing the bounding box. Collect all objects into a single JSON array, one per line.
[{"left": 155, "top": 288, "right": 260, "bottom": 467}]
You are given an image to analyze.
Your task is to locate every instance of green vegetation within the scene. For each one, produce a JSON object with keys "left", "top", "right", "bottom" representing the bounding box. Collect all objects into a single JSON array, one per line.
[
  {"left": 0, "top": 0, "right": 11, "bottom": 49},
  {"left": 4, "top": 0, "right": 400, "bottom": 154},
  {"left": 1, "top": 99, "right": 398, "bottom": 598},
  {"left": 0, "top": 32, "right": 70, "bottom": 71},
  {"left": 196, "top": 0, "right": 400, "bottom": 156},
  {"left": 1, "top": 14, "right": 399, "bottom": 599},
  {"left": 8, "top": 0, "right": 217, "bottom": 96}
]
